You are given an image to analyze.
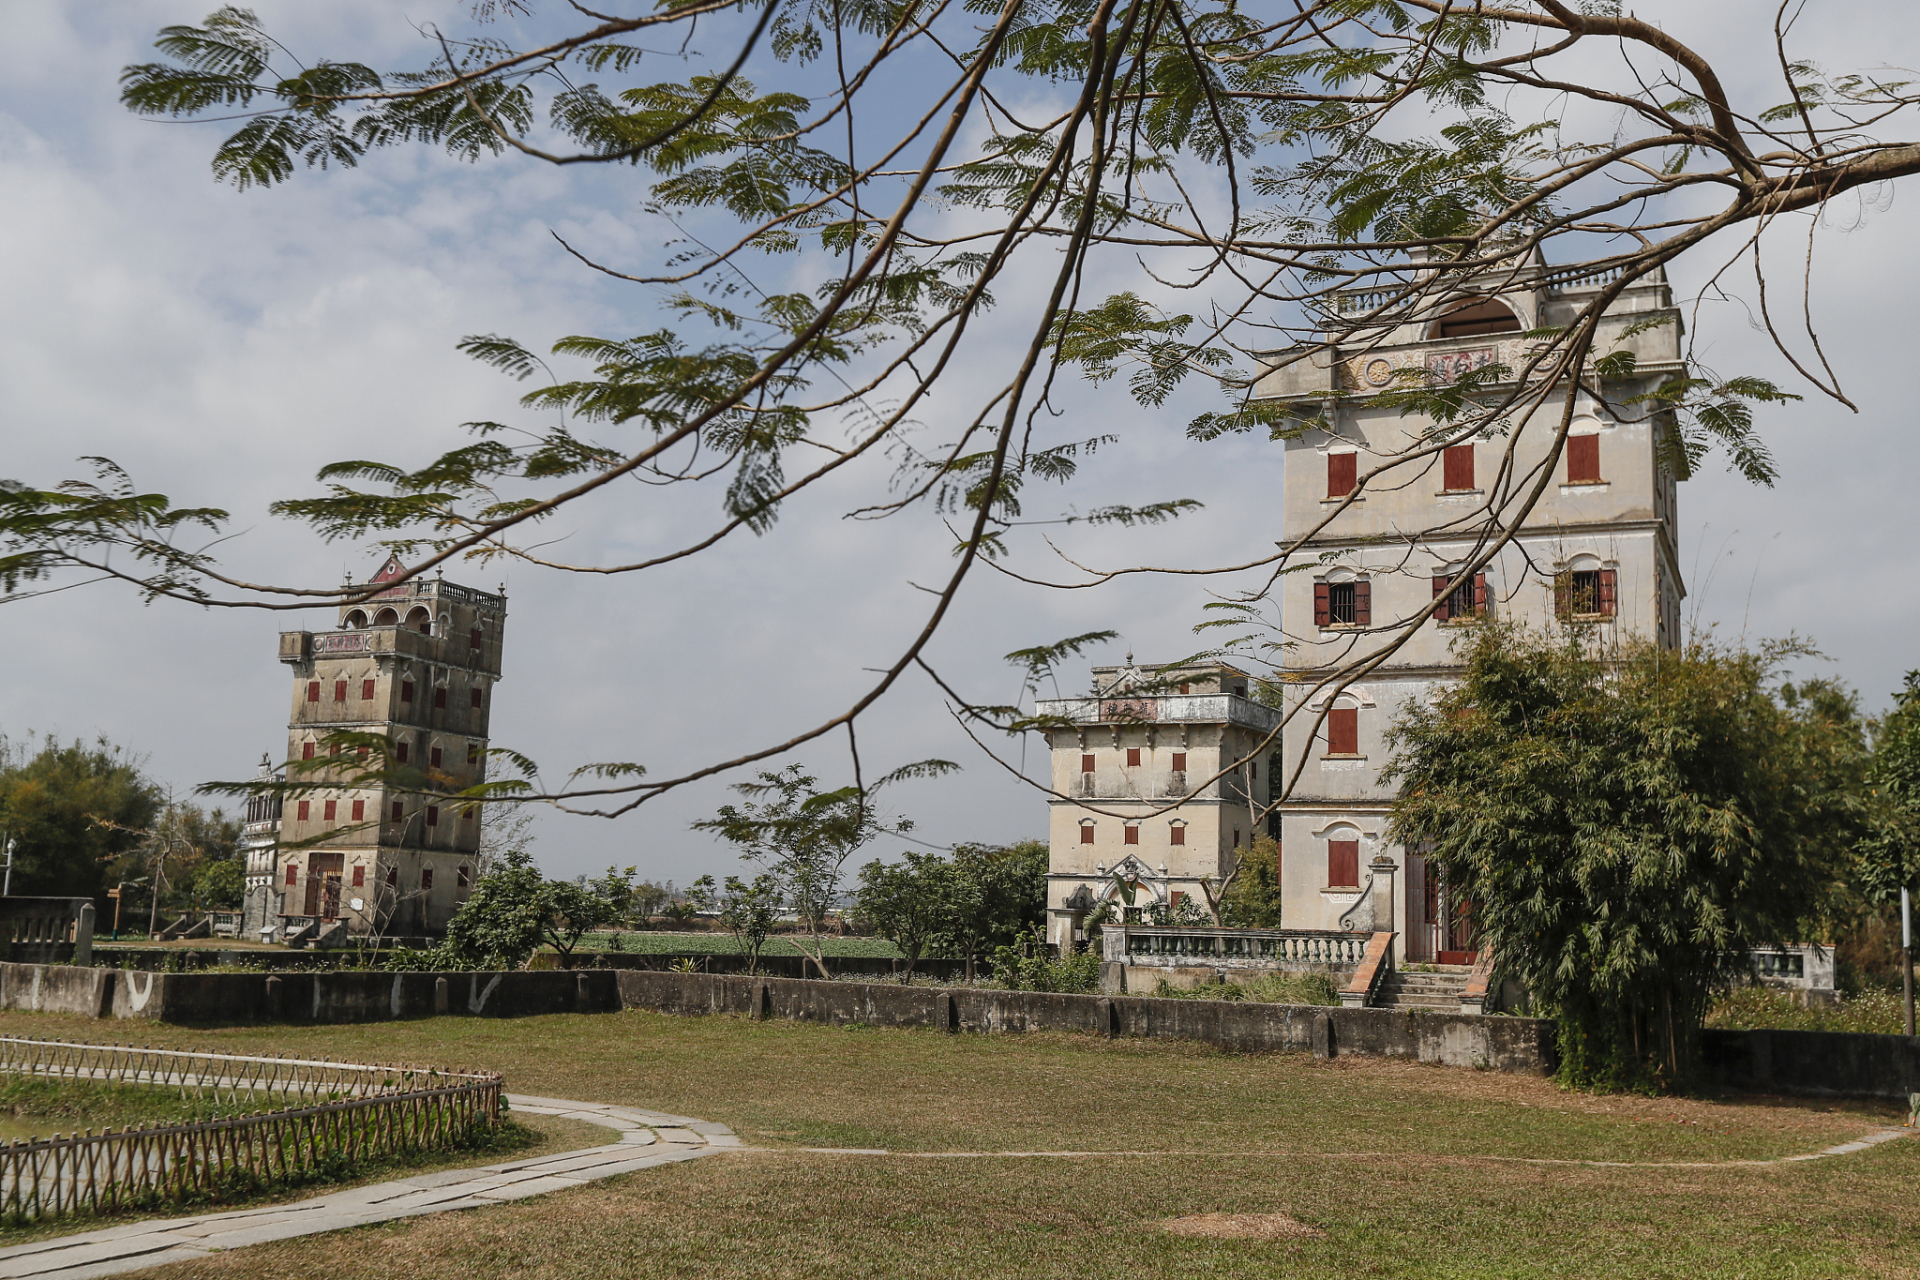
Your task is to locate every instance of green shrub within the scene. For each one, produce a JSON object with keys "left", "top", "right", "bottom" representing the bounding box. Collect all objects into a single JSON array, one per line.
[
  {"left": 1148, "top": 970, "right": 1340, "bottom": 1006},
  {"left": 1704, "top": 986, "right": 1908, "bottom": 1036}
]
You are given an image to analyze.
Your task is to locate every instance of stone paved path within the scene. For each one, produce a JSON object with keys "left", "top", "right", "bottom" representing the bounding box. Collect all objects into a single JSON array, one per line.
[{"left": 0, "top": 1095, "right": 741, "bottom": 1280}]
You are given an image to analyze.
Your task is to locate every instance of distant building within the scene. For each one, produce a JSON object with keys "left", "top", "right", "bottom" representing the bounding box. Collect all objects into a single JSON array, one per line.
[
  {"left": 272, "top": 556, "right": 507, "bottom": 937},
  {"left": 1036, "top": 661, "right": 1278, "bottom": 950},
  {"left": 238, "top": 754, "right": 282, "bottom": 938},
  {"left": 1253, "top": 247, "right": 1685, "bottom": 963}
]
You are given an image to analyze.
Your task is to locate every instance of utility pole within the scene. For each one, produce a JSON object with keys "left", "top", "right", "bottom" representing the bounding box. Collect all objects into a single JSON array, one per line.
[
  {"left": 2, "top": 835, "right": 13, "bottom": 897},
  {"left": 1903, "top": 885, "right": 1914, "bottom": 1040}
]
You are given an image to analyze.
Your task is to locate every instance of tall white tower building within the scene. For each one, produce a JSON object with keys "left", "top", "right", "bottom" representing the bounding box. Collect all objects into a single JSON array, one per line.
[{"left": 1255, "top": 248, "right": 1686, "bottom": 963}]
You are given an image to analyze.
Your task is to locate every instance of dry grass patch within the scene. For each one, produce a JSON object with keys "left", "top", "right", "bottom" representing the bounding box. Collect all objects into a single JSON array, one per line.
[{"left": 1163, "top": 1211, "right": 1323, "bottom": 1240}]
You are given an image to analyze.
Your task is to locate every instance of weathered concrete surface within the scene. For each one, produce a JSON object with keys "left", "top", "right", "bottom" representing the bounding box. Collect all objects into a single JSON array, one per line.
[
  {"left": 1703, "top": 1027, "right": 1920, "bottom": 1101},
  {"left": 614, "top": 970, "right": 1556, "bottom": 1073}
]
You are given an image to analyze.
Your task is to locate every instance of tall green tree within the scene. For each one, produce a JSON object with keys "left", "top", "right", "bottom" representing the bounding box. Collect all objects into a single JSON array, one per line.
[
  {"left": 0, "top": 734, "right": 159, "bottom": 902},
  {"left": 1859, "top": 672, "right": 1920, "bottom": 907},
  {"left": 1385, "top": 626, "right": 1858, "bottom": 1091}
]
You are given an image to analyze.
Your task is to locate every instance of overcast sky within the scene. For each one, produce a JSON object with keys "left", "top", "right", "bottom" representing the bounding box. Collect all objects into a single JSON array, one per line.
[{"left": 4, "top": 3, "right": 1917, "bottom": 885}]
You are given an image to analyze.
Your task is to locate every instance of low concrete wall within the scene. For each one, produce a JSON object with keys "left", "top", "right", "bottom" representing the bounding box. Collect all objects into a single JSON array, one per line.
[
  {"left": 614, "top": 970, "right": 1556, "bottom": 1073},
  {"left": 1703, "top": 1027, "right": 1920, "bottom": 1101},
  {"left": 0, "top": 962, "right": 621, "bottom": 1024}
]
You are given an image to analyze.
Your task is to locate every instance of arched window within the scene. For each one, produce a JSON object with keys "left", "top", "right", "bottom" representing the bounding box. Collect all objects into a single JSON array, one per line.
[
  {"left": 373, "top": 607, "right": 399, "bottom": 626},
  {"left": 343, "top": 609, "right": 369, "bottom": 629},
  {"left": 404, "top": 606, "right": 432, "bottom": 635},
  {"left": 1429, "top": 297, "right": 1521, "bottom": 339}
]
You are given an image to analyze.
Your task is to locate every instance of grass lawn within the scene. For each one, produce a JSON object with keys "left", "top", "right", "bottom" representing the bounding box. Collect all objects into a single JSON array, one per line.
[{"left": 0, "top": 1008, "right": 1908, "bottom": 1277}]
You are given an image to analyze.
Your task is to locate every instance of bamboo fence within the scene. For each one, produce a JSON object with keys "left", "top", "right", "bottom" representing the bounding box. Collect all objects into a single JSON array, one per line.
[{"left": 0, "top": 1037, "right": 501, "bottom": 1223}]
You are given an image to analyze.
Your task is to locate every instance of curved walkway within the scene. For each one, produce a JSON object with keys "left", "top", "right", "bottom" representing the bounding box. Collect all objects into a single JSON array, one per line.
[{"left": 0, "top": 1095, "right": 740, "bottom": 1280}]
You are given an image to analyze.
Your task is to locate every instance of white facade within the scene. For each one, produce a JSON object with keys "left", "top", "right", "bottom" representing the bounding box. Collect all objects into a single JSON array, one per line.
[
  {"left": 1037, "top": 663, "right": 1277, "bottom": 950},
  {"left": 1257, "top": 252, "right": 1686, "bottom": 963}
]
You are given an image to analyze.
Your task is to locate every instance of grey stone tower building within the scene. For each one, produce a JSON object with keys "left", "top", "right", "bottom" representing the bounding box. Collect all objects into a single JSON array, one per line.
[
  {"left": 1255, "top": 248, "right": 1685, "bottom": 963},
  {"left": 273, "top": 556, "right": 507, "bottom": 937}
]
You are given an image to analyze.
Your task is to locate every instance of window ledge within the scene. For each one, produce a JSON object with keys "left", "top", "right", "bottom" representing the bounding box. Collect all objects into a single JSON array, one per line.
[
  {"left": 1437, "top": 488, "right": 1483, "bottom": 497},
  {"left": 1320, "top": 496, "right": 1365, "bottom": 505},
  {"left": 1563, "top": 612, "right": 1616, "bottom": 622},
  {"left": 1318, "top": 624, "right": 1366, "bottom": 633},
  {"left": 1559, "top": 480, "right": 1610, "bottom": 493},
  {"left": 1321, "top": 885, "right": 1363, "bottom": 894},
  {"left": 1437, "top": 616, "right": 1486, "bottom": 627},
  {"left": 1320, "top": 754, "right": 1367, "bottom": 761}
]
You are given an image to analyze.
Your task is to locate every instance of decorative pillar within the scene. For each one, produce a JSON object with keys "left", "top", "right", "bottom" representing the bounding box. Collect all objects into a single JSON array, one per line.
[{"left": 1368, "top": 854, "right": 1398, "bottom": 943}]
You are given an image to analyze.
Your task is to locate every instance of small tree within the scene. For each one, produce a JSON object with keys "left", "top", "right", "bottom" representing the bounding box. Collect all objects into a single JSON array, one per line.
[
  {"left": 1386, "top": 625, "right": 1858, "bottom": 1091},
  {"left": 630, "top": 880, "right": 673, "bottom": 929},
  {"left": 542, "top": 867, "right": 634, "bottom": 969},
  {"left": 690, "top": 873, "right": 782, "bottom": 975},
  {"left": 1220, "top": 836, "right": 1284, "bottom": 928},
  {"left": 855, "top": 853, "right": 950, "bottom": 982},
  {"left": 695, "top": 761, "right": 955, "bottom": 979},
  {"left": 436, "top": 850, "right": 548, "bottom": 971}
]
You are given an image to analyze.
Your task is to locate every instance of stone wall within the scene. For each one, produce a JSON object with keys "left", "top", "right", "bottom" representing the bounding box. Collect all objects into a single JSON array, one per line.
[
  {"left": 0, "top": 961, "right": 620, "bottom": 1023},
  {"left": 613, "top": 970, "right": 1555, "bottom": 1072},
  {"left": 1703, "top": 1027, "right": 1920, "bottom": 1102}
]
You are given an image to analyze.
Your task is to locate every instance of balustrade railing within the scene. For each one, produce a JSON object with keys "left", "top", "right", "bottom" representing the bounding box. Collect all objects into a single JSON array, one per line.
[{"left": 1115, "top": 926, "right": 1368, "bottom": 967}]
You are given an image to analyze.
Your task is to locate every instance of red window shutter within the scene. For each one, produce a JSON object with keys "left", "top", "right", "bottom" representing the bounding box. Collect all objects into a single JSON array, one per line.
[
  {"left": 470, "top": 688, "right": 482, "bottom": 710},
  {"left": 1599, "top": 568, "right": 1618, "bottom": 617},
  {"left": 458, "top": 865, "right": 471, "bottom": 888},
  {"left": 464, "top": 806, "right": 476, "bottom": 821},
  {"left": 427, "top": 805, "right": 439, "bottom": 827},
  {"left": 422, "top": 869, "right": 434, "bottom": 891},
  {"left": 1554, "top": 572, "right": 1571, "bottom": 618},
  {"left": 1126, "top": 748, "right": 1141, "bottom": 767},
  {"left": 467, "top": 743, "right": 479, "bottom": 765},
  {"left": 1179, "top": 682, "right": 1190, "bottom": 694},
  {"left": 351, "top": 799, "right": 365, "bottom": 821},
  {"left": 361, "top": 679, "right": 375, "bottom": 700},
  {"left": 286, "top": 864, "right": 298, "bottom": 886},
  {"left": 396, "top": 742, "right": 409, "bottom": 764},
  {"left": 1314, "top": 582, "right": 1331, "bottom": 627},
  {"left": 1473, "top": 572, "right": 1488, "bottom": 615},
  {"left": 391, "top": 801, "right": 404, "bottom": 823},
  {"left": 1328, "top": 840, "right": 1360, "bottom": 888},
  {"left": 1432, "top": 575, "right": 1451, "bottom": 623},
  {"left": 1443, "top": 444, "right": 1474, "bottom": 491},
  {"left": 329, "top": 742, "right": 340, "bottom": 757},
  {"left": 331, "top": 680, "right": 345, "bottom": 703},
  {"left": 1327, "top": 452, "right": 1357, "bottom": 497},
  {"left": 434, "top": 687, "right": 447, "bottom": 710},
  {"left": 1170, "top": 826, "right": 1186, "bottom": 846},
  {"left": 1080, "top": 754, "right": 1095, "bottom": 774},
  {"left": 386, "top": 867, "right": 398, "bottom": 887},
  {"left": 470, "top": 628, "right": 482, "bottom": 649},
  {"left": 297, "top": 800, "right": 310, "bottom": 821},
  {"left": 1567, "top": 434, "right": 1601, "bottom": 483},
  {"left": 352, "top": 866, "right": 364, "bottom": 888},
  {"left": 307, "top": 681, "right": 320, "bottom": 703},
  {"left": 1328, "top": 707, "right": 1359, "bottom": 755},
  {"left": 299, "top": 742, "right": 313, "bottom": 761},
  {"left": 1171, "top": 751, "right": 1187, "bottom": 772},
  {"left": 430, "top": 747, "right": 443, "bottom": 769},
  {"left": 1080, "top": 825, "right": 1095, "bottom": 845},
  {"left": 323, "top": 800, "right": 336, "bottom": 821},
  {"left": 1124, "top": 826, "right": 1139, "bottom": 845},
  {"left": 1170, "top": 890, "right": 1186, "bottom": 907},
  {"left": 1353, "top": 579, "right": 1371, "bottom": 626},
  {"left": 400, "top": 680, "right": 414, "bottom": 704}
]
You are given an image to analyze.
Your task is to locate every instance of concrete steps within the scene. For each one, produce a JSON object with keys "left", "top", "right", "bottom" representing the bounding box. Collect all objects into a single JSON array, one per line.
[{"left": 1371, "top": 965, "right": 1473, "bottom": 1010}]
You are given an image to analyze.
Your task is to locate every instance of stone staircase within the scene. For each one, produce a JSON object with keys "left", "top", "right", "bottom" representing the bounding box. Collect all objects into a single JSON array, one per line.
[{"left": 1369, "top": 964, "right": 1475, "bottom": 1010}]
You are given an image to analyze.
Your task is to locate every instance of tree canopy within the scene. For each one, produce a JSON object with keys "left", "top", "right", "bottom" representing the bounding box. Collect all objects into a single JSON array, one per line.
[
  {"left": 0, "top": 734, "right": 161, "bottom": 901},
  {"left": 4, "top": 1, "right": 1913, "bottom": 823},
  {"left": 1384, "top": 625, "right": 1863, "bottom": 1090}
]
